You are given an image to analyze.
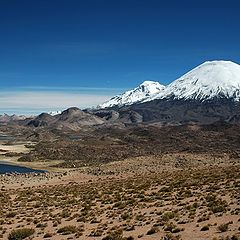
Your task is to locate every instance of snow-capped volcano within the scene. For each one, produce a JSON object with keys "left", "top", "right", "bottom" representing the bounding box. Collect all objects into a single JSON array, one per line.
[
  {"left": 99, "top": 60, "right": 240, "bottom": 109},
  {"left": 153, "top": 60, "right": 240, "bottom": 101},
  {"left": 99, "top": 80, "right": 165, "bottom": 108}
]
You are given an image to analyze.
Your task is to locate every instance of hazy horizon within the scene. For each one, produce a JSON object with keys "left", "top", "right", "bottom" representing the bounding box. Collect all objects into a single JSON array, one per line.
[{"left": 1, "top": 60, "right": 240, "bottom": 115}]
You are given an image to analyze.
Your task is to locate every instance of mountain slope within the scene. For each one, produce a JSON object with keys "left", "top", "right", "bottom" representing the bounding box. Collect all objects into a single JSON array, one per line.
[
  {"left": 99, "top": 81, "right": 165, "bottom": 108},
  {"left": 28, "top": 107, "right": 105, "bottom": 130},
  {"left": 0, "top": 114, "right": 31, "bottom": 125},
  {"left": 12, "top": 60, "right": 240, "bottom": 128},
  {"left": 151, "top": 60, "right": 240, "bottom": 101},
  {"left": 96, "top": 60, "right": 240, "bottom": 125}
]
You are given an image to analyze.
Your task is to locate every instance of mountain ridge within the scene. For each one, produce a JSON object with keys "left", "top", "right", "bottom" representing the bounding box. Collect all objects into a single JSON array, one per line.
[
  {"left": 99, "top": 80, "right": 165, "bottom": 108},
  {"left": 100, "top": 60, "right": 240, "bottom": 108},
  {"left": 27, "top": 107, "right": 105, "bottom": 130},
  {"left": 2, "top": 60, "right": 240, "bottom": 129}
]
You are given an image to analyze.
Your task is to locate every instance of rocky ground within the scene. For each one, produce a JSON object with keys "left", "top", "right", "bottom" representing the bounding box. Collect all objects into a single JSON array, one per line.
[{"left": 7, "top": 122, "right": 240, "bottom": 169}]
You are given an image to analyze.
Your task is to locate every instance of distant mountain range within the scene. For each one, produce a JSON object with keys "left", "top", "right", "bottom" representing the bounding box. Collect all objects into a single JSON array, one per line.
[
  {"left": 0, "top": 114, "right": 30, "bottom": 125},
  {"left": 1, "top": 60, "right": 240, "bottom": 129},
  {"left": 96, "top": 60, "right": 240, "bottom": 125},
  {"left": 100, "top": 60, "right": 240, "bottom": 108}
]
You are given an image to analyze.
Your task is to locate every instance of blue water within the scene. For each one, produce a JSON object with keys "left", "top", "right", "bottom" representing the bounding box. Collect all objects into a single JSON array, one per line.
[
  {"left": 0, "top": 135, "right": 14, "bottom": 141},
  {"left": 0, "top": 163, "right": 46, "bottom": 174}
]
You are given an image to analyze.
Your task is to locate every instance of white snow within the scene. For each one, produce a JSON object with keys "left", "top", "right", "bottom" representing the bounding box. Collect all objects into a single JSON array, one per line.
[
  {"left": 48, "top": 111, "right": 62, "bottom": 116},
  {"left": 99, "top": 81, "right": 165, "bottom": 108},
  {"left": 99, "top": 60, "right": 240, "bottom": 108},
  {"left": 151, "top": 60, "right": 240, "bottom": 101}
]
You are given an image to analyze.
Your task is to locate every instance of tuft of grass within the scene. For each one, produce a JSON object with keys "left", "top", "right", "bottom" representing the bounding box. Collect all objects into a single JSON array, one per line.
[
  {"left": 164, "top": 223, "right": 181, "bottom": 233},
  {"left": 102, "top": 229, "right": 123, "bottom": 240},
  {"left": 162, "top": 211, "right": 177, "bottom": 222},
  {"left": 6, "top": 212, "right": 17, "bottom": 218},
  {"left": 217, "top": 223, "right": 229, "bottom": 232},
  {"left": 146, "top": 226, "right": 159, "bottom": 235},
  {"left": 8, "top": 228, "right": 35, "bottom": 240},
  {"left": 57, "top": 225, "right": 78, "bottom": 235}
]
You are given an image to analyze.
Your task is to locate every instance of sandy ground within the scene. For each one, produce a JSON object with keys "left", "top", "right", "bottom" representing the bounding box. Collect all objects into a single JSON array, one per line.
[
  {"left": 1, "top": 165, "right": 239, "bottom": 240},
  {"left": 0, "top": 142, "right": 239, "bottom": 240},
  {"left": 0, "top": 143, "right": 29, "bottom": 153},
  {"left": 0, "top": 142, "right": 66, "bottom": 172}
]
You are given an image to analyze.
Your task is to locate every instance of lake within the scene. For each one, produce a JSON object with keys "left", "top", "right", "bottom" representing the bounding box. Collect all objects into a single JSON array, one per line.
[
  {"left": 0, "top": 163, "right": 46, "bottom": 174},
  {"left": 0, "top": 135, "right": 14, "bottom": 141}
]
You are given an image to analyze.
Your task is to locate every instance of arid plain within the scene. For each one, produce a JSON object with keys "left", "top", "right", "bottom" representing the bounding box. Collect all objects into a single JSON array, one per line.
[{"left": 0, "top": 122, "right": 240, "bottom": 240}]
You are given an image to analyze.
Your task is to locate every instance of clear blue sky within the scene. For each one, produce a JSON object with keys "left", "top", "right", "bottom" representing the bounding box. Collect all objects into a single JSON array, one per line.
[{"left": 0, "top": 0, "right": 240, "bottom": 113}]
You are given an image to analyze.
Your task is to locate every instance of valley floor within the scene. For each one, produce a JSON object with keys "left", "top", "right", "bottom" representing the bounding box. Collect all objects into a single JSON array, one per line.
[{"left": 0, "top": 155, "right": 239, "bottom": 240}]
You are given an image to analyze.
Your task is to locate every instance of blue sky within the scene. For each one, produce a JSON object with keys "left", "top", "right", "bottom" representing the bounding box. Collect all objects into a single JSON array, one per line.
[{"left": 0, "top": 0, "right": 240, "bottom": 114}]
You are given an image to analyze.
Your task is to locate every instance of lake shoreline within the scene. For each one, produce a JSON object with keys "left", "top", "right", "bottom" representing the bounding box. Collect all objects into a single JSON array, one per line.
[
  {"left": 0, "top": 139, "right": 67, "bottom": 173},
  {"left": 0, "top": 162, "right": 47, "bottom": 174}
]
